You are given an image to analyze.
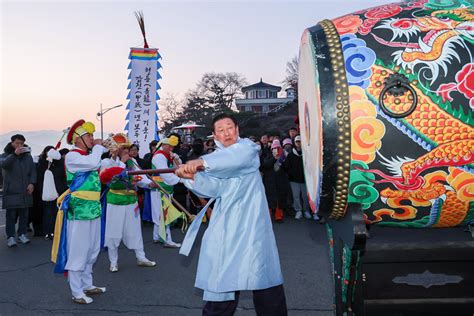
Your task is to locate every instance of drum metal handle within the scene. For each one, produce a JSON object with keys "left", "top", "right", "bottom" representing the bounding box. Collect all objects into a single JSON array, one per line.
[{"left": 379, "top": 73, "right": 418, "bottom": 118}]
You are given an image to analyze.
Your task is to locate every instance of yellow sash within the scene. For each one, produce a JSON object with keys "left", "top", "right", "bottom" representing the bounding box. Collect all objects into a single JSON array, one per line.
[
  {"left": 109, "top": 189, "right": 137, "bottom": 196},
  {"left": 51, "top": 189, "right": 71, "bottom": 263},
  {"left": 71, "top": 190, "right": 100, "bottom": 201},
  {"left": 51, "top": 190, "right": 99, "bottom": 263}
]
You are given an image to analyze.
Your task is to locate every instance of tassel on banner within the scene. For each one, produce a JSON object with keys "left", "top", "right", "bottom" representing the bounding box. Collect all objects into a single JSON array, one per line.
[
  {"left": 127, "top": 81, "right": 131, "bottom": 89},
  {"left": 156, "top": 82, "right": 161, "bottom": 90},
  {"left": 126, "top": 102, "right": 131, "bottom": 110},
  {"left": 126, "top": 91, "right": 131, "bottom": 100},
  {"left": 124, "top": 122, "right": 129, "bottom": 132},
  {"left": 156, "top": 92, "right": 160, "bottom": 100},
  {"left": 157, "top": 52, "right": 162, "bottom": 59},
  {"left": 157, "top": 72, "right": 162, "bottom": 80},
  {"left": 135, "top": 11, "right": 149, "bottom": 48},
  {"left": 128, "top": 61, "right": 132, "bottom": 69},
  {"left": 157, "top": 61, "right": 162, "bottom": 69}
]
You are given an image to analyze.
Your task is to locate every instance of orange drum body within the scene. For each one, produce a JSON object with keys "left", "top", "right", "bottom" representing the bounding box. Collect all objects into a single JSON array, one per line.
[{"left": 299, "top": 0, "right": 474, "bottom": 228}]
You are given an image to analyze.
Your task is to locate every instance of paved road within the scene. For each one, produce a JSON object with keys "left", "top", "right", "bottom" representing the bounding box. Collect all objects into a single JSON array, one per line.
[
  {"left": 0, "top": 209, "right": 334, "bottom": 315},
  {"left": 0, "top": 209, "right": 5, "bottom": 230}
]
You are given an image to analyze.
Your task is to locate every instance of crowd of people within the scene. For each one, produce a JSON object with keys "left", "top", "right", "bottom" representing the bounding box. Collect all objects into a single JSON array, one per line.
[
  {"left": 0, "top": 135, "right": 70, "bottom": 246},
  {"left": 0, "top": 115, "right": 315, "bottom": 314},
  {"left": 149, "top": 127, "right": 319, "bottom": 224},
  {"left": 0, "top": 125, "right": 316, "bottom": 246}
]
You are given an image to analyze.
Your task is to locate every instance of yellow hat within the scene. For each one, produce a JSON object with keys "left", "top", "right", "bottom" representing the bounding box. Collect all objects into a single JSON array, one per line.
[
  {"left": 67, "top": 120, "right": 96, "bottom": 145},
  {"left": 161, "top": 135, "right": 179, "bottom": 147}
]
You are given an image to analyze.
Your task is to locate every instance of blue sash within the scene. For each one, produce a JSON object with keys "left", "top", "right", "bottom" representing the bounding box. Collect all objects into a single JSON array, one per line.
[
  {"left": 142, "top": 189, "right": 153, "bottom": 222},
  {"left": 53, "top": 171, "right": 91, "bottom": 274},
  {"left": 100, "top": 188, "right": 108, "bottom": 250}
]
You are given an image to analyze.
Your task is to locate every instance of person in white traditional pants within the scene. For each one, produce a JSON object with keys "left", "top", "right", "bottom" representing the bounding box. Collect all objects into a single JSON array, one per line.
[
  {"left": 100, "top": 134, "right": 156, "bottom": 272},
  {"left": 150, "top": 136, "right": 182, "bottom": 248},
  {"left": 64, "top": 119, "right": 108, "bottom": 305}
]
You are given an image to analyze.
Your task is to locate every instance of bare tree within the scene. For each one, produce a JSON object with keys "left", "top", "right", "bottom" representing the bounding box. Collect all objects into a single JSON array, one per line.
[
  {"left": 158, "top": 93, "right": 184, "bottom": 133},
  {"left": 283, "top": 56, "right": 298, "bottom": 93},
  {"left": 159, "top": 72, "right": 247, "bottom": 132},
  {"left": 195, "top": 72, "right": 247, "bottom": 111}
]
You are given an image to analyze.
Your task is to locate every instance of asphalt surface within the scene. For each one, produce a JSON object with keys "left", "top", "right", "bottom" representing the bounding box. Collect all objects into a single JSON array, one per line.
[{"left": 0, "top": 204, "right": 334, "bottom": 315}]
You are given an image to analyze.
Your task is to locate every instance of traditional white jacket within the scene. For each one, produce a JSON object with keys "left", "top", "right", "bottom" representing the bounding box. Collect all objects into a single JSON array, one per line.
[{"left": 181, "top": 138, "right": 284, "bottom": 301}]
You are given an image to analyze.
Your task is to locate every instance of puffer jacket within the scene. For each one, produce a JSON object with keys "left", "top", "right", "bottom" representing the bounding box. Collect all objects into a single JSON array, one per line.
[
  {"left": 0, "top": 143, "right": 37, "bottom": 208},
  {"left": 260, "top": 148, "right": 290, "bottom": 209}
]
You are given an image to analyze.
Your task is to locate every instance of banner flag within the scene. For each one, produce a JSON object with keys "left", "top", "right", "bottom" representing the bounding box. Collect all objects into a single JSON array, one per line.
[{"left": 125, "top": 47, "right": 161, "bottom": 157}]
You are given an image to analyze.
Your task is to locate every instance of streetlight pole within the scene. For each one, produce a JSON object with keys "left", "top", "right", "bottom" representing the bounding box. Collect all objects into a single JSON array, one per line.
[
  {"left": 100, "top": 103, "right": 103, "bottom": 141},
  {"left": 96, "top": 103, "right": 123, "bottom": 140}
]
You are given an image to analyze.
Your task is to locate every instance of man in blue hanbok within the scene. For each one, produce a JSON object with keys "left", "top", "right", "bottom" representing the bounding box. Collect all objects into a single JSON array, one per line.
[{"left": 176, "top": 113, "right": 287, "bottom": 315}]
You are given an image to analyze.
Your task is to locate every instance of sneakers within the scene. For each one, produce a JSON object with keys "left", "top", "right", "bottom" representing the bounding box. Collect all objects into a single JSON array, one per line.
[
  {"left": 44, "top": 234, "right": 54, "bottom": 240},
  {"left": 154, "top": 239, "right": 181, "bottom": 248},
  {"left": 313, "top": 213, "right": 320, "bottom": 221},
  {"left": 137, "top": 258, "right": 156, "bottom": 267},
  {"left": 72, "top": 295, "right": 93, "bottom": 304},
  {"left": 84, "top": 286, "right": 106, "bottom": 295},
  {"left": 109, "top": 264, "right": 119, "bottom": 273},
  {"left": 7, "top": 237, "right": 17, "bottom": 247},
  {"left": 7, "top": 235, "right": 29, "bottom": 247},
  {"left": 304, "top": 211, "right": 312, "bottom": 219},
  {"left": 294, "top": 211, "right": 303, "bottom": 220},
  {"left": 164, "top": 241, "right": 181, "bottom": 248},
  {"left": 18, "top": 234, "right": 30, "bottom": 244}
]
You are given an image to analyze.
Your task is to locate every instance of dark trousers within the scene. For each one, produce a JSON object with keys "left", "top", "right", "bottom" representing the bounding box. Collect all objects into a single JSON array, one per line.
[
  {"left": 6, "top": 208, "right": 29, "bottom": 238},
  {"left": 42, "top": 200, "right": 58, "bottom": 235},
  {"left": 31, "top": 191, "right": 44, "bottom": 236},
  {"left": 203, "top": 284, "right": 287, "bottom": 316}
]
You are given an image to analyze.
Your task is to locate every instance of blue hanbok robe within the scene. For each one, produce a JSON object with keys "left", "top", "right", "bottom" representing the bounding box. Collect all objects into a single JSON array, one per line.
[{"left": 181, "top": 137, "right": 284, "bottom": 301}]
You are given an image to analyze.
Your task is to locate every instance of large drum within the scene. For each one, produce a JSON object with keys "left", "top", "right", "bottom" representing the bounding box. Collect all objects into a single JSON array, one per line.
[{"left": 299, "top": 0, "right": 474, "bottom": 228}]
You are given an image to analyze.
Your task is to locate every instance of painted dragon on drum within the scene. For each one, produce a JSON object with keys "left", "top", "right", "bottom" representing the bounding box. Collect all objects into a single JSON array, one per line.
[
  {"left": 298, "top": 1, "right": 474, "bottom": 313},
  {"left": 331, "top": 0, "right": 474, "bottom": 228},
  {"left": 374, "top": 8, "right": 474, "bottom": 78}
]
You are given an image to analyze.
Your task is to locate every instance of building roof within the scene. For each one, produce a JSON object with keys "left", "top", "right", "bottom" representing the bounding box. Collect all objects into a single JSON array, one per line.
[{"left": 241, "top": 78, "right": 281, "bottom": 93}]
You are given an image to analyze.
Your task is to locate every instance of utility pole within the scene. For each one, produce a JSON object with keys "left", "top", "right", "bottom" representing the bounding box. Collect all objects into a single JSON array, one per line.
[{"left": 96, "top": 103, "right": 123, "bottom": 140}]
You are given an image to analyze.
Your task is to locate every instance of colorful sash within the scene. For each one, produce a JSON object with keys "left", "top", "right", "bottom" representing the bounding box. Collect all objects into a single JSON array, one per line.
[
  {"left": 51, "top": 171, "right": 91, "bottom": 274},
  {"left": 100, "top": 189, "right": 108, "bottom": 250}
]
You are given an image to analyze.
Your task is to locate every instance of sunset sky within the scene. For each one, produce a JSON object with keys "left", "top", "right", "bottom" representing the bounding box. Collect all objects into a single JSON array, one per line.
[{"left": 1, "top": 0, "right": 394, "bottom": 134}]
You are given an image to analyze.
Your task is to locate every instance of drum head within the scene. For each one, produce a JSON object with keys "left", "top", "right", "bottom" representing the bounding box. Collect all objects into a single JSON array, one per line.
[{"left": 298, "top": 30, "right": 323, "bottom": 213}]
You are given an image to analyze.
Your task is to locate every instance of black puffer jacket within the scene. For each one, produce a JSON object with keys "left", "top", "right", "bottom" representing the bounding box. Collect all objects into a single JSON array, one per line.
[
  {"left": 282, "top": 149, "right": 305, "bottom": 183},
  {"left": 260, "top": 148, "right": 290, "bottom": 209},
  {"left": 0, "top": 143, "right": 37, "bottom": 208}
]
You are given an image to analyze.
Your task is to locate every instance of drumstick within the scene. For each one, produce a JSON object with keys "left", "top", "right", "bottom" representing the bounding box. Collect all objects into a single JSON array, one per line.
[{"left": 127, "top": 161, "right": 196, "bottom": 221}]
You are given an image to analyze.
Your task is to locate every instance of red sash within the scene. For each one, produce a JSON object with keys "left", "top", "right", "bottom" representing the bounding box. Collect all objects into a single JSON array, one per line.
[
  {"left": 153, "top": 150, "right": 173, "bottom": 164},
  {"left": 70, "top": 148, "right": 88, "bottom": 155}
]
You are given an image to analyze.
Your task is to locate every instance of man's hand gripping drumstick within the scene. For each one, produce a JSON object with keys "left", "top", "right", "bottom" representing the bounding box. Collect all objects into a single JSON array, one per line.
[{"left": 175, "top": 159, "right": 205, "bottom": 180}]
